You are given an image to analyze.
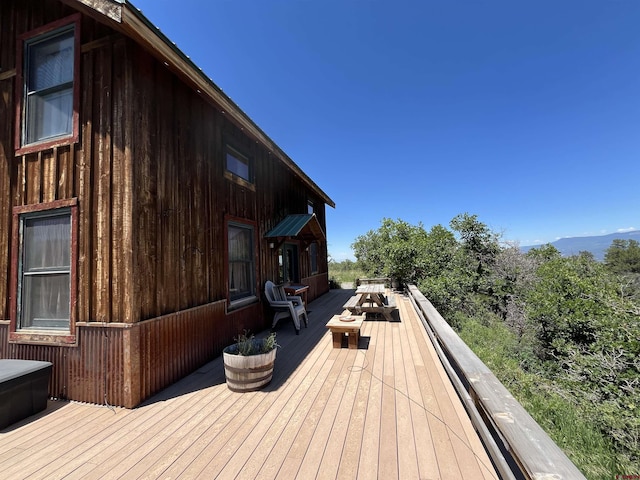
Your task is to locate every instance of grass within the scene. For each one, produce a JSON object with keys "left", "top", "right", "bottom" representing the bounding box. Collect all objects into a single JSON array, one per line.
[
  {"left": 456, "top": 313, "right": 625, "bottom": 479},
  {"left": 328, "top": 265, "right": 365, "bottom": 288}
]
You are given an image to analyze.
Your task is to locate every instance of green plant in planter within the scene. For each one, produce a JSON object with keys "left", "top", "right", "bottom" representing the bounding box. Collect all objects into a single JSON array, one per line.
[
  {"left": 226, "top": 331, "right": 279, "bottom": 356},
  {"left": 223, "top": 331, "right": 280, "bottom": 392}
]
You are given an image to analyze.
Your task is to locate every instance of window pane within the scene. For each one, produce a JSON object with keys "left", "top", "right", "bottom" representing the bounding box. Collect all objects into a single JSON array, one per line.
[
  {"left": 20, "top": 211, "right": 71, "bottom": 331},
  {"left": 23, "top": 26, "right": 75, "bottom": 145},
  {"left": 26, "top": 88, "right": 73, "bottom": 143},
  {"left": 28, "top": 30, "right": 74, "bottom": 91},
  {"left": 310, "top": 242, "right": 318, "bottom": 274},
  {"left": 24, "top": 214, "right": 71, "bottom": 271},
  {"left": 228, "top": 225, "right": 254, "bottom": 300},
  {"left": 226, "top": 151, "right": 250, "bottom": 181},
  {"left": 22, "top": 274, "right": 70, "bottom": 330}
]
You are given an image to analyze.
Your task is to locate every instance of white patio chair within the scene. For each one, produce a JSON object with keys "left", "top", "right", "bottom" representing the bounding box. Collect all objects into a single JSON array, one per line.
[{"left": 264, "top": 280, "right": 309, "bottom": 335}]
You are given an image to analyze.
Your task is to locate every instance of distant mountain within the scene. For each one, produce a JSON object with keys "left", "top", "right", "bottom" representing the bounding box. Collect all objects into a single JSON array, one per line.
[{"left": 521, "top": 231, "right": 640, "bottom": 261}]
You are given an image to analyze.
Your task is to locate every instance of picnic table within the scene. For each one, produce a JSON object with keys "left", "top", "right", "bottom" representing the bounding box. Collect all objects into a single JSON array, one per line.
[
  {"left": 356, "top": 283, "right": 386, "bottom": 306},
  {"left": 343, "top": 283, "right": 398, "bottom": 321}
]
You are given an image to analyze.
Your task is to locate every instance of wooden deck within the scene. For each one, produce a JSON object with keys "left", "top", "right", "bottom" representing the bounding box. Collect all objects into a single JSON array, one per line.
[{"left": 0, "top": 289, "right": 498, "bottom": 479}]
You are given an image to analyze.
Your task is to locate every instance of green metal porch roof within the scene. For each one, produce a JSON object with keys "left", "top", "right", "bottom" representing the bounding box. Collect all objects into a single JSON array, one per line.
[{"left": 264, "top": 214, "right": 326, "bottom": 242}]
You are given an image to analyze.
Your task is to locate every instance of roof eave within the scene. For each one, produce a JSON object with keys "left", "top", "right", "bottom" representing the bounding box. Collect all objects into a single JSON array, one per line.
[{"left": 61, "top": 0, "right": 335, "bottom": 209}]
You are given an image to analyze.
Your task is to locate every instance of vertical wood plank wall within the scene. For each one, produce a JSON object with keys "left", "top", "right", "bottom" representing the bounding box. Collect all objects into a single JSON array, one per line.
[
  {"left": 0, "top": 0, "right": 20, "bottom": 331},
  {"left": 0, "top": 0, "right": 330, "bottom": 406}
]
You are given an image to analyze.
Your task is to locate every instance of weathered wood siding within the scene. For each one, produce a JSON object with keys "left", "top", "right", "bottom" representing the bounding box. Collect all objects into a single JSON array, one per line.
[
  {"left": 0, "top": 0, "right": 330, "bottom": 406},
  {"left": 301, "top": 273, "right": 330, "bottom": 302},
  {"left": 128, "top": 41, "right": 328, "bottom": 317},
  {"left": 0, "top": 0, "right": 132, "bottom": 326}
]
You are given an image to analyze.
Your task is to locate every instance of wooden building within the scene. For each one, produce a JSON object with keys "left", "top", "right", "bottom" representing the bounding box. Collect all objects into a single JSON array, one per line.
[{"left": 0, "top": 0, "right": 335, "bottom": 407}]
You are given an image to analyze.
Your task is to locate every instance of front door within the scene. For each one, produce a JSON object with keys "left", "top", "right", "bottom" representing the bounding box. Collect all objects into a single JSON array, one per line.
[{"left": 280, "top": 243, "right": 299, "bottom": 284}]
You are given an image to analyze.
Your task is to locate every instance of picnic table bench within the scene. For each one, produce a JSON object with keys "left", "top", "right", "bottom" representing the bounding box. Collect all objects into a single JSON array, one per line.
[
  {"left": 343, "top": 295, "right": 360, "bottom": 311},
  {"left": 356, "top": 277, "right": 391, "bottom": 288}
]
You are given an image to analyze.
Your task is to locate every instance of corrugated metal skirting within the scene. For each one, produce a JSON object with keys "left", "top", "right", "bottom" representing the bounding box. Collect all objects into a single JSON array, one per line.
[{"left": 0, "top": 299, "right": 266, "bottom": 407}]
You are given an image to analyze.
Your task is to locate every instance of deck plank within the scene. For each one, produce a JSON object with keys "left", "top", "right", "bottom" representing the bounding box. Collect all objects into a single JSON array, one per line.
[
  {"left": 0, "top": 289, "right": 499, "bottom": 480},
  {"left": 393, "top": 298, "right": 422, "bottom": 480},
  {"left": 219, "top": 336, "right": 337, "bottom": 479},
  {"left": 54, "top": 392, "right": 212, "bottom": 479},
  {"left": 282, "top": 347, "right": 349, "bottom": 479},
  {"left": 317, "top": 344, "right": 369, "bottom": 480},
  {"left": 409, "top": 295, "right": 497, "bottom": 478},
  {"left": 252, "top": 343, "right": 337, "bottom": 480},
  {"left": 334, "top": 321, "right": 376, "bottom": 479},
  {"left": 378, "top": 321, "right": 399, "bottom": 480},
  {"left": 357, "top": 319, "right": 384, "bottom": 479},
  {"left": 219, "top": 338, "right": 332, "bottom": 480},
  {"left": 2, "top": 405, "right": 124, "bottom": 479},
  {"left": 398, "top": 294, "right": 441, "bottom": 479},
  {"left": 161, "top": 389, "right": 255, "bottom": 479}
]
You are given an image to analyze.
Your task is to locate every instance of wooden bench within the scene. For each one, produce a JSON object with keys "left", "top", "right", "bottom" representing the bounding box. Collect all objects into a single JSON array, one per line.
[
  {"left": 343, "top": 295, "right": 361, "bottom": 313},
  {"left": 326, "top": 314, "right": 364, "bottom": 349},
  {"left": 356, "top": 277, "right": 391, "bottom": 288},
  {"left": 360, "top": 294, "right": 397, "bottom": 321},
  {"left": 0, "top": 360, "right": 52, "bottom": 429}
]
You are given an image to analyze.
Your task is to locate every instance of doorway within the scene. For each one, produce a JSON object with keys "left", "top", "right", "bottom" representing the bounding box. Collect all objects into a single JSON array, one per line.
[{"left": 279, "top": 243, "right": 299, "bottom": 284}]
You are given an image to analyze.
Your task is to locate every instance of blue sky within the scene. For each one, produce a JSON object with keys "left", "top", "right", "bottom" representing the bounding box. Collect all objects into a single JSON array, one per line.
[{"left": 131, "top": 0, "right": 640, "bottom": 261}]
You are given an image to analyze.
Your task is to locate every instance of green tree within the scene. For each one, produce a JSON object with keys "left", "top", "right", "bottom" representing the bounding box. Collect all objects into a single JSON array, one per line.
[
  {"left": 351, "top": 218, "right": 429, "bottom": 286},
  {"left": 605, "top": 239, "right": 640, "bottom": 274},
  {"left": 526, "top": 254, "right": 613, "bottom": 359},
  {"left": 526, "top": 243, "right": 561, "bottom": 262},
  {"left": 418, "top": 224, "right": 469, "bottom": 317},
  {"left": 490, "top": 244, "right": 539, "bottom": 334},
  {"left": 423, "top": 224, "right": 458, "bottom": 275},
  {"left": 449, "top": 213, "right": 500, "bottom": 294},
  {"left": 526, "top": 252, "right": 640, "bottom": 466}
]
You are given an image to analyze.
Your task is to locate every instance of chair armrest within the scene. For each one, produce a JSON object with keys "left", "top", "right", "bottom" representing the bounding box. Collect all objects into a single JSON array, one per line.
[
  {"left": 269, "top": 301, "right": 294, "bottom": 308},
  {"left": 287, "top": 295, "right": 304, "bottom": 305}
]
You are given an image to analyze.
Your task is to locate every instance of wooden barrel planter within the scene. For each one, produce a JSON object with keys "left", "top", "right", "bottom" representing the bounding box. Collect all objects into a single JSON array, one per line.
[{"left": 222, "top": 346, "right": 277, "bottom": 392}]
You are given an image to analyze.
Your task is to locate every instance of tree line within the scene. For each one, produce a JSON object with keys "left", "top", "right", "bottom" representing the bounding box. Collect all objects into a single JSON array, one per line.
[{"left": 350, "top": 214, "right": 639, "bottom": 477}]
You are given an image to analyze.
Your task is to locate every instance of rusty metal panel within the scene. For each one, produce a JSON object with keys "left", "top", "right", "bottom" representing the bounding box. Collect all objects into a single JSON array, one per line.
[{"left": 136, "top": 300, "right": 232, "bottom": 403}]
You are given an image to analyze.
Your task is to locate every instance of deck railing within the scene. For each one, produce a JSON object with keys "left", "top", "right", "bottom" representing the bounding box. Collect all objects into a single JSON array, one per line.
[{"left": 407, "top": 285, "right": 586, "bottom": 480}]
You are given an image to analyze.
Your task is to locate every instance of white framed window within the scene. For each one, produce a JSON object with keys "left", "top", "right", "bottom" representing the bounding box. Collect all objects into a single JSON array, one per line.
[
  {"left": 16, "top": 15, "right": 80, "bottom": 154},
  {"left": 227, "top": 222, "right": 256, "bottom": 304}
]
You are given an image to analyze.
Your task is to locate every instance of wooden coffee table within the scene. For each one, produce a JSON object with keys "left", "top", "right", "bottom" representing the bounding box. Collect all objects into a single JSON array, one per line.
[{"left": 325, "top": 314, "right": 364, "bottom": 349}]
